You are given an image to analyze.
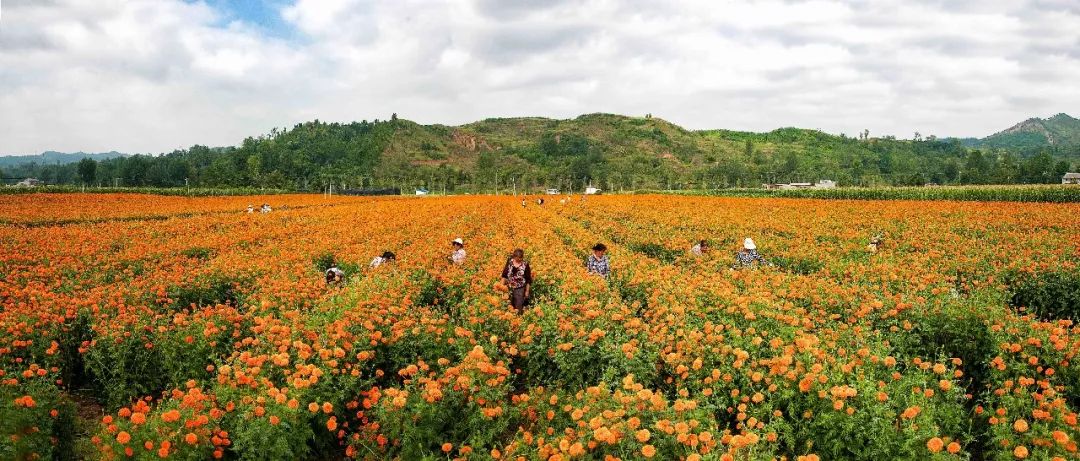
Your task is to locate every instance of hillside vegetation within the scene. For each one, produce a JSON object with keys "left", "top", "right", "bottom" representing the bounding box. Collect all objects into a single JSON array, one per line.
[
  {"left": 962, "top": 113, "right": 1080, "bottom": 150},
  {"left": 7, "top": 114, "right": 1080, "bottom": 192}
]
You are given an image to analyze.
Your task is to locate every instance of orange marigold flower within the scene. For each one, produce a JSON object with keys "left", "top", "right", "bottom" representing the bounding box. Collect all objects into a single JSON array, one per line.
[
  {"left": 636, "top": 429, "right": 651, "bottom": 442},
  {"left": 927, "top": 437, "right": 944, "bottom": 453},
  {"left": 1013, "top": 445, "right": 1028, "bottom": 459}
]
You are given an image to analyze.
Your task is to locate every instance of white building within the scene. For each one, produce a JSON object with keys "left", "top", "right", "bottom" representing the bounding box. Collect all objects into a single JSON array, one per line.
[
  {"left": 1063, "top": 173, "right": 1080, "bottom": 185},
  {"left": 15, "top": 178, "right": 42, "bottom": 187},
  {"left": 585, "top": 186, "right": 602, "bottom": 195},
  {"left": 765, "top": 179, "right": 837, "bottom": 190},
  {"left": 815, "top": 179, "right": 837, "bottom": 189},
  {"left": 545, "top": 188, "right": 560, "bottom": 195}
]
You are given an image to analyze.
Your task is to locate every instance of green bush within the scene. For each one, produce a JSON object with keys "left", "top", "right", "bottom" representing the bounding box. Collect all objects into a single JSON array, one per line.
[
  {"left": 0, "top": 378, "right": 77, "bottom": 461},
  {"left": 772, "top": 256, "right": 825, "bottom": 275},
  {"left": 162, "top": 273, "right": 248, "bottom": 311},
  {"left": 1009, "top": 271, "right": 1080, "bottom": 321},
  {"left": 627, "top": 242, "right": 682, "bottom": 264}
]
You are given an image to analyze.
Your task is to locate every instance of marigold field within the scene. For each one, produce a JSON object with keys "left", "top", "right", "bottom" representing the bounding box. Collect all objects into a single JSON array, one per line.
[{"left": 1, "top": 193, "right": 1079, "bottom": 461}]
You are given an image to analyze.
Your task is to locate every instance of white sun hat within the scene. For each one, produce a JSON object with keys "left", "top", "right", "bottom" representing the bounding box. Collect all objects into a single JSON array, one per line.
[
  {"left": 452, "top": 238, "right": 464, "bottom": 245},
  {"left": 743, "top": 238, "right": 757, "bottom": 250}
]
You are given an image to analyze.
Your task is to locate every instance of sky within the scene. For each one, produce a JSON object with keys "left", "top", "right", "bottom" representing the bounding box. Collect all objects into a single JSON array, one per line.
[{"left": 1, "top": 0, "right": 1079, "bottom": 155}]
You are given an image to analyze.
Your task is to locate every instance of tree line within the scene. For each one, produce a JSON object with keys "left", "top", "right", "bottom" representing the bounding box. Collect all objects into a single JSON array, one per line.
[{"left": 4, "top": 116, "right": 1078, "bottom": 191}]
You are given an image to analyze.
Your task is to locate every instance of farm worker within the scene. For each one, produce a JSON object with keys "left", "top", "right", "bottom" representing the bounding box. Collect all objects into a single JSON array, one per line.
[
  {"left": 868, "top": 235, "right": 884, "bottom": 254},
  {"left": 246, "top": 204, "right": 254, "bottom": 213},
  {"left": 732, "top": 238, "right": 769, "bottom": 269},
  {"left": 450, "top": 238, "right": 467, "bottom": 264},
  {"left": 370, "top": 251, "right": 396, "bottom": 268},
  {"left": 521, "top": 198, "right": 527, "bottom": 208},
  {"left": 501, "top": 249, "right": 533, "bottom": 313},
  {"left": 261, "top": 203, "right": 272, "bottom": 213},
  {"left": 586, "top": 243, "right": 610, "bottom": 278},
  {"left": 691, "top": 240, "right": 709, "bottom": 256},
  {"left": 325, "top": 262, "right": 345, "bottom": 285}
]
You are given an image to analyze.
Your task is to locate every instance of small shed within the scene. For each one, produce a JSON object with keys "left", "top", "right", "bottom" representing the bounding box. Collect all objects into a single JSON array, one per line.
[{"left": 1063, "top": 173, "right": 1080, "bottom": 185}]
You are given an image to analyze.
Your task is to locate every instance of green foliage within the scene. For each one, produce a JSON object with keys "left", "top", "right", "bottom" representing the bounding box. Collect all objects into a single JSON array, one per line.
[
  {"left": 162, "top": 273, "right": 247, "bottom": 311},
  {"left": 626, "top": 242, "right": 682, "bottom": 264},
  {"left": 0, "top": 378, "right": 77, "bottom": 461},
  {"left": 77, "top": 158, "right": 97, "bottom": 184},
  {"left": 1009, "top": 271, "right": 1080, "bottom": 321},
  {"left": 179, "top": 247, "right": 214, "bottom": 261},
  {"left": 772, "top": 255, "right": 825, "bottom": 275}
]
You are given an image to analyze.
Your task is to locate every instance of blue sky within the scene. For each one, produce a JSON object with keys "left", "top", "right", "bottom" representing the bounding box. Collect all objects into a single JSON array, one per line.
[
  {"left": 2, "top": 0, "right": 1080, "bottom": 155},
  {"left": 197, "top": 0, "right": 296, "bottom": 39}
]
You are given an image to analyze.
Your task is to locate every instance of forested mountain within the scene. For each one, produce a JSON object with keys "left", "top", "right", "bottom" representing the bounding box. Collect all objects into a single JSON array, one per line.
[
  {"left": 0, "top": 151, "right": 126, "bottom": 168},
  {"left": 959, "top": 113, "right": 1080, "bottom": 150},
  {"left": 6, "top": 114, "right": 1079, "bottom": 191}
]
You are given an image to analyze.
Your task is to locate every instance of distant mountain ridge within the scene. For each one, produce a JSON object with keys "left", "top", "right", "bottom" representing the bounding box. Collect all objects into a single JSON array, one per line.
[
  {"left": 962, "top": 113, "right": 1080, "bottom": 149},
  {"left": 0, "top": 151, "right": 127, "bottom": 168}
]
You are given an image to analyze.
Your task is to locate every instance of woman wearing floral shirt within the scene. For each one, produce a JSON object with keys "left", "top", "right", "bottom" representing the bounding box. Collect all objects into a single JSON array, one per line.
[
  {"left": 501, "top": 249, "right": 532, "bottom": 313},
  {"left": 586, "top": 243, "right": 610, "bottom": 278},
  {"left": 732, "top": 237, "right": 769, "bottom": 269}
]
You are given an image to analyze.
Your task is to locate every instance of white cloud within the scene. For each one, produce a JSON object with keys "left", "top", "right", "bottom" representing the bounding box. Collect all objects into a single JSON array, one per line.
[{"left": 2, "top": 0, "right": 1079, "bottom": 154}]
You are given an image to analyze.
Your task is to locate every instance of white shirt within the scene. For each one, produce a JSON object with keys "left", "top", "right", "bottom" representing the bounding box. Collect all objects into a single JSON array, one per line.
[
  {"left": 691, "top": 244, "right": 704, "bottom": 256},
  {"left": 370, "top": 256, "right": 385, "bottom": 268},
  {"left": 326, "top": 267, "right": 344, "bottom": 280},
  {"left": 451, "top": 248, "right": 466, "bottom": 264},
  {"left": 261, "top": 206, "right": 271, "bottom": 213}
]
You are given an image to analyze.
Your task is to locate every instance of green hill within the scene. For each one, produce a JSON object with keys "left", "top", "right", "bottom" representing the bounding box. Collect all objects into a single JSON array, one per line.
[
  {"left": 971, "top": 113, "right": 1080, "bottom": 149},
  {"left": 0, "top": 151, "right": 127, "bottom": 168},
  {"left": 10, "top": 114, "right": 1079, "bottom": 190}
]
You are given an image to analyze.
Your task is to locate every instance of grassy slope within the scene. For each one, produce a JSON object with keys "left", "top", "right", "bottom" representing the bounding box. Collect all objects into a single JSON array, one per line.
[
  {"left": 383, "top": 113, "right": 869, "bottom": 176},
  {"left": 978, "top": 113, "right": 1080, "bottom": 149}
]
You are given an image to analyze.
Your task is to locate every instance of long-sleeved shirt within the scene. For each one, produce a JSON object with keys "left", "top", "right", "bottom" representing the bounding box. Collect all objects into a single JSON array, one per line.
[
  {"left": 501, "top": 259, "right": 533, "bottom": 289},
  {"left": 451, "top": 248, "right": 466, "bottom": 264},
  {"left": 732, "top": 249, "right": 768, "bottom": 268},
  {"left": 586, "top": 254, "right": 610, "bottom": 277}
]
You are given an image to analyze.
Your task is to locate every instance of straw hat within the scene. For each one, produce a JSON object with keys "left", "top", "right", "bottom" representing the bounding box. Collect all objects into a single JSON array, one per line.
[
  {"left": 452, "top": 238, "right": 464, "bottom": 246},
  {"left": 743, "top": 238, "right": 756, "bottom": 250}
]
